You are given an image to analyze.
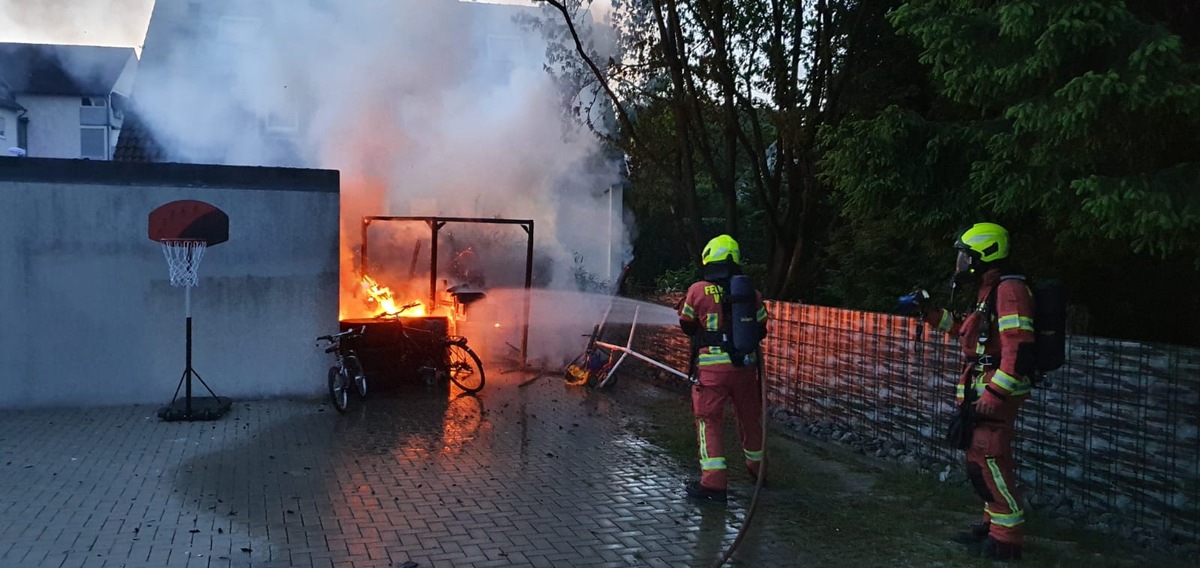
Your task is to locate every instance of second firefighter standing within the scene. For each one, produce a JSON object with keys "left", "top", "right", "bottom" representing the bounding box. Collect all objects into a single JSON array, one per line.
[
  {"left": 913, "top": 222, "right": 1034, "bottom": 562},
  {"left": 677, "top": 235, "right": 770, "bottom": 503}
]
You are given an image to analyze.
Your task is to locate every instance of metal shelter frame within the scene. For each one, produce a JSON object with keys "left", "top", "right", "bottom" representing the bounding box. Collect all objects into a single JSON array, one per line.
[{"left": 360, "top": 215, "right": 534, "bottom": 368}]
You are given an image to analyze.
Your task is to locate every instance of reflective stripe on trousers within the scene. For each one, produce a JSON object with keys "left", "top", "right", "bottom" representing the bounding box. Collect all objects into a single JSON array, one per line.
[
  {"left": 692, "top": 366, "right": 763, "bottom": 491},
  {"left": 967, "top": 402, "right": 1025, "bottom": 545}
]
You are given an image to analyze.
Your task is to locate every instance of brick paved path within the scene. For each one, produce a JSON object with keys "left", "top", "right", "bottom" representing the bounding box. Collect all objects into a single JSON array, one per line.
[{"left": 0, "top": 370, "right": 800, "bottom": 568}]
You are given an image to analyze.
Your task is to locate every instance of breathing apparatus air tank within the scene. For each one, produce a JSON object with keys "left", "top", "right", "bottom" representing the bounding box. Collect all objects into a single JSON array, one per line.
[{"left": 729, "top": 274, "right": 759, "bottom": 355}]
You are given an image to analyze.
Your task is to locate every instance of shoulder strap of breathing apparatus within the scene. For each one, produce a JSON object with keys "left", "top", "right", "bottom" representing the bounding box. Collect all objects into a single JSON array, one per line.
[
  {"left": 978, "top": 274, "right": 1049, "bottom": 387},
  {"left": 976, "top": 275, "right": 1026, "bottom": 345}
]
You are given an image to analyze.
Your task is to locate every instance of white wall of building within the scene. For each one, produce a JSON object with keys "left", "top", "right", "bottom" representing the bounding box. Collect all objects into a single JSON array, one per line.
[
  {"left": 0, "top": 107, "right": 16, "bottom": 152},
  {"left": 0, "top": 159, "right": 340, "bottom": 409},
  {"left": 18, "top": 95, "right": 88, "bottom": 159}
]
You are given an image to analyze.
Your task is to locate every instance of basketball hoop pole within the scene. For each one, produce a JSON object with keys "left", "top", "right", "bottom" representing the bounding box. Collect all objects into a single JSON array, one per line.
[
  {"left": 149, "top": 200, "right": 232, "bottom": 422},
  {"left": 183, "top": 286, "right": 195, "bottom": 415},
  {"left": 157, "top": 239, "right": 226, "bottom": 420},
  {"left": 183, "top": 284, "right": 195, "bottom": 415}
]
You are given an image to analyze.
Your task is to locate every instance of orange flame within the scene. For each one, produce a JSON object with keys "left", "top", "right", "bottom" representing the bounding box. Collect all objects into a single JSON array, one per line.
[
  {"left": 360, "top": 274, "right": 400, "bottom": 315},
  {"left": 359, "top": 275, "right": 431, "bottom": 317}
]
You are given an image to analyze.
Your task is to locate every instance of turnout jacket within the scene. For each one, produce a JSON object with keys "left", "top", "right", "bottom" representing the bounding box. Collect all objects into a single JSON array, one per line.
[
  {"left": 678, "top": 280, "right": 769, "bottom": 373},
  {"left": 924, "top": 270, "right": 1036, "bottom": 406}
]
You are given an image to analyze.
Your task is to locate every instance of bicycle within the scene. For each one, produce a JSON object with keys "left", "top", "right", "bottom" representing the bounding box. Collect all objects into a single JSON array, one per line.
[
  {"left": 316, "top": 326, "right": 367, "bottom": 413},
  {"left": 372, "top": 303, "right": 486, "bottom": 394}
]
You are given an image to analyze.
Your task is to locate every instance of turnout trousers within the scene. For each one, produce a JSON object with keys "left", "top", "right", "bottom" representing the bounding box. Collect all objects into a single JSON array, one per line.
[
  {"left": 692, "top": 366, "right": 763, "bottom": 491},
  {"left": 967, "top": 398, "right": 1026, "bottom": 546}
]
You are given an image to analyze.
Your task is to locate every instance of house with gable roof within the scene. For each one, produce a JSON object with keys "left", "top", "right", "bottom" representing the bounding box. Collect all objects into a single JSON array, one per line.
[{"left": 0, "top": 42, "right": 138, "bottom": 160}]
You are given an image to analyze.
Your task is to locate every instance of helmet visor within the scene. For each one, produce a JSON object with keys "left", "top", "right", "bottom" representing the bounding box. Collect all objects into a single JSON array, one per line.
[{"left": 955, "top": 250, "right": 974, "bottom": 277}]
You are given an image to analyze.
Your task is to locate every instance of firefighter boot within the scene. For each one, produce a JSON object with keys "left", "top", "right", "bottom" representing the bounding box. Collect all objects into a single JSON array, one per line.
[
  {"left": 685, "top": 481, "right": 728, "bottom": 503},
  {"left": 979, "top": 536, "right": 1022, "bottom": 562},
  {"left": 747, "top": 466, "right": 767, "bottom": 488},
  {"left": 951, "top": 523, "right": 989, "bottom": 546}
]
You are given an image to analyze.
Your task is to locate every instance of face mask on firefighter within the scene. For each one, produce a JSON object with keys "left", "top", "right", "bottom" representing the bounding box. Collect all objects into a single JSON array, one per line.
[{"left": 952, "top": 249, "right": 977, "bottom": 285}]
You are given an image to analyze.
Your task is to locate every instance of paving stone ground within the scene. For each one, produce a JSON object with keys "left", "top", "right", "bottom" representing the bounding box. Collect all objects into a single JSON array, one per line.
[{"left": 0, "top": 369, "right": 796, "bottom": 568}]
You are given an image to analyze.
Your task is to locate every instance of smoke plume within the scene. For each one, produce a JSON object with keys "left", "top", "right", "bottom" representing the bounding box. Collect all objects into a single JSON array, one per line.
[{"left": 131, "top": 0, "right": 634, "bottom": 362}]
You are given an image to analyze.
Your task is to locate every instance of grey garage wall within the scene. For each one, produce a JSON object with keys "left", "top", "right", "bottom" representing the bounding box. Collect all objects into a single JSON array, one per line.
[{"left": 0, "top": 158, "right": 340, "bottom": 408}]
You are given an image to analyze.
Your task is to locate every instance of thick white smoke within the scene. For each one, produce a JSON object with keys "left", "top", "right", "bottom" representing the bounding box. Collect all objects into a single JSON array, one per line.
[
  {"left": 130, "top": 0, "right": 634, "bottom": 362},
  {"left": 0, "top": 0, "right": 153, "bottom": 50}
]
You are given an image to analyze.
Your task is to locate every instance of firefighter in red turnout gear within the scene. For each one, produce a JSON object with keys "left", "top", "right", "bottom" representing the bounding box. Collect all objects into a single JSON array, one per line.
[
  {"left": 920, "top": 223, "right": 1035, "bottom": 562},
  {"left": 678, "top": 235, "right": 770, "bottom": 503}
]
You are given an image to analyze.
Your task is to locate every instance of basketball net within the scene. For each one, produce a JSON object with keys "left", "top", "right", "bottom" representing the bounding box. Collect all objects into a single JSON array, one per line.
[{"left": 161, "top": 239, "right": 207, "bottom": 288}]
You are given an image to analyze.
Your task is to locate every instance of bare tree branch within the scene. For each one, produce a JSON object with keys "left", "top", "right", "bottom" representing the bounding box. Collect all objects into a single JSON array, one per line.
[{"left": 536, "top": 0, "right": 640, "bottom": 148}]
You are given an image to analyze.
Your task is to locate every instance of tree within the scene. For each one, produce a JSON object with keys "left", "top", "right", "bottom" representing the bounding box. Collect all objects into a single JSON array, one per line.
[
  {"left": 536, "top": 0, "right": 904, "bottom": 298},
  {"left": 826, "top": 0, "right": 1200, "bottom": 257},
  {"left": 820, "top": 0, "right": 1200, "bottom": 343}
]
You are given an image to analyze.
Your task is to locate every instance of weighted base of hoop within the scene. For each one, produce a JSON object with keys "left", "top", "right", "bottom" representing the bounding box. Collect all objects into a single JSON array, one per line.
[
  {"left": 158, "top": 395, "right": 232, "bottom": 422},
  {"left": 158, "top": 316, "right": 230, "bottom": 422}
]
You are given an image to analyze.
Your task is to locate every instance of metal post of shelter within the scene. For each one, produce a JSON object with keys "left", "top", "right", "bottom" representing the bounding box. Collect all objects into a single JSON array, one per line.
[
  {"left": 361, "top": 218, "right": 371, "bottom": 277},
  {"left": 522, "top": 222, "right": 533, "bottom": 371},
  {"left": 360, "top": 216, "right": 535, "bottom": 369},
  {"left": 428, "top": 220, "right": 446, "bottom": 308}
]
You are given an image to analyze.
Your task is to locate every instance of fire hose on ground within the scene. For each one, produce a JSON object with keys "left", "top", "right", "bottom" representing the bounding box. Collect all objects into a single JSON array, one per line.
[{"left": 565, "top": 303, "right": 770, "bottom": 568}]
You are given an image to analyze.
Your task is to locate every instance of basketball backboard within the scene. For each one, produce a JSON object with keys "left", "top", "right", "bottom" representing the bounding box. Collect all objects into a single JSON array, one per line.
[{"left": 148, "top": 200, "right": 229, "bottom": 245}]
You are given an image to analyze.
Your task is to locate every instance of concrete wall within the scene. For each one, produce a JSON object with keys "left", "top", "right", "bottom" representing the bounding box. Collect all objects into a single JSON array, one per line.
[{"left": 0, "top": 158, "right": 339, "bottom": 409}]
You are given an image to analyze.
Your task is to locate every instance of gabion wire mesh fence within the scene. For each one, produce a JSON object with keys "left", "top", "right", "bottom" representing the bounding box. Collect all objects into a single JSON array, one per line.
[{"left": 628, "top": 299, "right": 1200, "bottom": 543}]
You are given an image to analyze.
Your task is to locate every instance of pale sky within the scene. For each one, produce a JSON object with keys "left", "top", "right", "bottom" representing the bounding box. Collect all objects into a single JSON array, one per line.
[
  {"left": 0, "top": 0, "right": 561, "bottom": 55},
  {"left": 0, "top": 0, "right": 156, "bottom": 52}
]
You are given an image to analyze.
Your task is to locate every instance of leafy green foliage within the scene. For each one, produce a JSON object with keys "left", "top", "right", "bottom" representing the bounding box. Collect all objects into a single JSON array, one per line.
[
  {"left": 654, "top": 264, "right": 699, "bottom": 294},
  {"left": 540, "top": 0, "right": 895, "bottom": 298},
  {"left": 818, "top": 0, "right": 1200, "bottom": 343},
  {"left": 539, "top": 0, "right": 1200, "bottom": 344},
  {"left": 878, "top": 0, "right": 1200, "bottom": 257}
]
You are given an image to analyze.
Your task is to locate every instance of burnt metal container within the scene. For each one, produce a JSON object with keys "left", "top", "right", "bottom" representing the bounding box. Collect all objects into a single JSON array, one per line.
[{"left": 340, "top": 316, "right": 449, "bottom": 386}]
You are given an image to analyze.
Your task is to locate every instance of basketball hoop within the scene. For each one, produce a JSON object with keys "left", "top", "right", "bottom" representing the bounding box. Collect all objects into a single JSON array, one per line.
[
  {"left": 161, "top": 239, "right": 207, "bottom": 287},
  {"left": 147, "top": 200, "right": 231, "bottom": 422}
]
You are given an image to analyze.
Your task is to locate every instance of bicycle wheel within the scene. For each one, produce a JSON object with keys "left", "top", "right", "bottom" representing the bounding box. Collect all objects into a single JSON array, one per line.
[
  {"left": 446, "top": 343, "right": 485, "bottom": 393},
  {"left": 327, "top": 365, "right": 350, "bottom": 413},
  {"left": 346, "top": 355, "right": 367, "bottom": 398}
]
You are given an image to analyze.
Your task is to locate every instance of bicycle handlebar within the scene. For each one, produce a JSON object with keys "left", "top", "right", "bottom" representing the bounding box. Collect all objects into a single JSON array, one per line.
[
  {"left": 316, "top": 325, "right": 366, "bottom": 344},
  {"left": 374, "top": 302, "right": 422, "bottom": 319}
]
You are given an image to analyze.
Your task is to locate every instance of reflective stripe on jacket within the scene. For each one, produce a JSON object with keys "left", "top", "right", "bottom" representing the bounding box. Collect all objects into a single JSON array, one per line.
[
  {"left": 925, "top": 270, "right": 1036, "bottom": 402},
  {"left": 679, "top": 280, "right": 769, "bottom": 370}
]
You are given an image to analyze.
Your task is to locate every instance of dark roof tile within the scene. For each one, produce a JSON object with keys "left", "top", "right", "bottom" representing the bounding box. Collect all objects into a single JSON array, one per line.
[
  {"left": 113, "top": 105, "right": 167, "bottom": 163},
  {"left": 0, "top": 42, "right": 134, "bottom": 96}
]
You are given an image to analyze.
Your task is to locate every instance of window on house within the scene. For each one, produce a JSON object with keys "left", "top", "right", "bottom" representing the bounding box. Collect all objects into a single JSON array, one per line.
[
  {"left": 0, "top": 116, "right": 6, "bottom": 139},
  {"left": 80, "top": 97, "right": 108, "bottom": 126},
  {"left": 80, "top": 126, "right": 107, "bottom": 159}
]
